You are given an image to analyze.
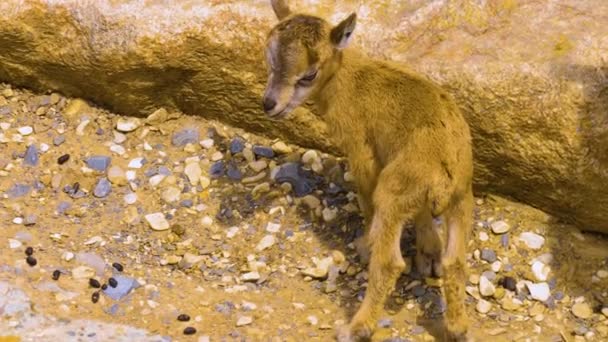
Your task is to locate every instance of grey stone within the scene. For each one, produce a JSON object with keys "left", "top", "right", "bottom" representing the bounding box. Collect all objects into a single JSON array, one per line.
[
  {"left": 171, "top": 128, "right": 199, "bottom": 146},
  {"left": 6, "top": 183, "right": 31, "bottom": 198},
  {"left": 93, "top": 178, "right": 111, "bottom": 198},
  {"left": 481, "top": 248, "right": 497, "bottom": 263},
  {"left": 86, "top": 156, "right": 111, "bottom": 172},
  {"left": 102, "top": 275, "right": 139, "bottom": 300},
  {"left": 23, "top": 144, "right": 39, "bottom": 166},
  {"left": 53, "top": 135, "right": 65, "bottom": 146}
]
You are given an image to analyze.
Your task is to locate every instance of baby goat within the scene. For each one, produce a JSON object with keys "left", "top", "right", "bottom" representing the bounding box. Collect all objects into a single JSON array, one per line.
[{"left": 262, "top": 1, "right": 474, "bottom": 341}]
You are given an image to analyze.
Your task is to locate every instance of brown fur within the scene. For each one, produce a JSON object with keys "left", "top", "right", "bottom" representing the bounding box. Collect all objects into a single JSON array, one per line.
[{"left": 262, "top": 1, "right": 474, "bottom": 341}]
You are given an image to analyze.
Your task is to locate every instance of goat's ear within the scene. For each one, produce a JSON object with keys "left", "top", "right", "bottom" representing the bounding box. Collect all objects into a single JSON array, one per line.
[
  {"left": 330, "top": 13, "right": 357, "bottom": 49},
  {"left": 270, "top": 0, "right": 291, "bottom": 20}
]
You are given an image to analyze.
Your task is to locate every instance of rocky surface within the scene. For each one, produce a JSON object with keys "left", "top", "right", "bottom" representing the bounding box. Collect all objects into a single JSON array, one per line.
[
  {"left": 0, "top": 0, "right": 607, "bottom": 233},
  {"left": 1, "top": 84, "right": 608, "bottom": 341}
]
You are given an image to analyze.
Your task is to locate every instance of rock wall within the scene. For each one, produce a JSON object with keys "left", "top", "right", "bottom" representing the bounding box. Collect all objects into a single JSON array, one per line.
[{"left": 0, "top": 0, "right": 607, "bottom": 233}]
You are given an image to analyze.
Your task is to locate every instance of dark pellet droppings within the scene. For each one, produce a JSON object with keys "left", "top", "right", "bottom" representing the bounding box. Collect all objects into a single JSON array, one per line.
[
  {"left": 177, "top": 314, "right": 191, "bottom": 322},
  {"left": 57, "top": 154, "right": 70, "bottom": 165},
  {"left": 91, "top": 291, "right": 100, "bottom": 303},
  {"left": 183, "top": 327, "right": 196, "bottom": 335},
  {"left": 25, "top": 246, "right": 34, "bottom": 256},
  {"left": 108, "top": 277, "right": 118, "bottom": 288},
  {"left": 89, "top": 278, "right": 101, "bottom": 288},
  {"left": 52, "top": 270, "right": 61, "bottom": 280},
  {"left": 26, "top": 256, "right": 37, "bottom": 267},
  {"left": 101, "top": 284, "right": 108, "bottom": 290},
  {"left": 112, "top": 262, "right": 124, "bottom": 272},
  {"left": 501, "top": 276, "right": 517, "bottom": 291}
]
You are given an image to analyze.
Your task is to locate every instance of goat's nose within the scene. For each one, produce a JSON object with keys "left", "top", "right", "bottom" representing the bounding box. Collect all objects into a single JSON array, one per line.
[{"left": 263, "top": 97, "right": 277, "bottom": 112}]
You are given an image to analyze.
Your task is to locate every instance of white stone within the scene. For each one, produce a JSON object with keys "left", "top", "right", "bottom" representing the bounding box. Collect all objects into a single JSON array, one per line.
[
  {"left": 479, "top": 275, "right": 496, "bottom": 297},
  {"left": 526, "top": 282, "right": 551, "bottom": 302},
  {"left": 161, "top": 187, "right": 181, "bottom": 203},
  {"left": 266, "top": 222, "right": 281, "bottom": 233},
  {"left": 490, "top": 220, "right": 510, "bottom": 234},
  {"left": 12, "top": 217, "right": 23, "bottom": 225},
  {"left": 597, "top": 270, "right": 608, "bottom": 279},
  {"left": 301, "top": 150, "right": 319, "bottom": 164},
  {"left": 531, "top": 261, "right": 551, "bottom": 281},
  {"left": 322, "top": 207, "right": 338, "bottom": 222},
  {"left": 211, "top": 151, "right": 223, "bottom": 161},
  {"left": 307, "top": 315, "right": 319, "bottom": 326},
  {"left": 126, "top": 170, "right": 137, "bottom": 180},
  {"left": 145, "top": 213, "right": 170, "bottom": 231},
  {"left": 199, "top": 139, "right": 214, "bottom": 149},
  {"left": 62, "top": 251, "right": 75, "bottom": 261},
  {"left": 256, "top": 235, "right": 276, "bottom": 251},
  {"left": 226, "top": 226, "right": 239, "bottom": 238},
  {"left": 128, "top": 157, "right": 145, "bottom": 169},
  {"left": 519, "top": 232, "right": 545, "bottom": 250},
  {"left": 8, "top": 239, "right": 22, "bottom": 249},
  {"left": 184, "top": 162, "right": 202, "bottom": 185},
  {"left": 241, "top": 271, "right": 260, "bottom": 282},
  {"left": 124, "top": 193, "right": 137, "bottom": 205},
  {"left": 116, "top": 117, "right": 141, "bottom": 132},
  {"left": 491, "top": 261, "right": 502, "bottom": 273},
  {"left": 113, "top": 131, "right": 127, "bottom": 143},
  {"left": 476, "top": 299, "right": 492, "bottom": 314},
  {"left": 109, "top": 144, "right": 126, "bottom": 155},
  {"left": 149, "top": 174, "right": 166, "bottom": 187},
  {"left": 479, "top": 231, "right": 489, "bottom": 241},
  {"left": 201, "top": 216, "right": 213, "bottom": 228},
  {"left": 236, "top": 316, "right": 253, "bottom": 327},
  {"left": 40, "top": 143, "right": 49, "bottom": 152},
  {"left": 17, "top": 126, "right": 33, "bottom": 135}
]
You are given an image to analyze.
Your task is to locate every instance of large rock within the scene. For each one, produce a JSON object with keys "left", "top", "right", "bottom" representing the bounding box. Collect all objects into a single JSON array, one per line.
[{"left": 0, "top": 0, "right": 607, "bottom": 232}]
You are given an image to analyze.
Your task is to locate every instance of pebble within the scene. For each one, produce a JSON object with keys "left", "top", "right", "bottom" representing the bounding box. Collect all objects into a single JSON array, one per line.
[
  {"left": 476, "top": 299, "right": 492, "bottom": 314},
  {"left": 9, "top": 239, "right": 22, "bottom": 249},
  {"left": 322, "top": 207, "right": 338, "bottom": 222},
  {"left": 479, "top": 276, "right": 496, "bottom": 297},
  {"left": 266, "top": 222, "right": 281, "bottom": 233},
  {"left": 501, "top": 276, "right": 517, "bottom": 291},
  {"left": 252, "top": 145, "right": 274, "bottom": 158},
  {"left": 271, "top": 141, "right": 292, "bottom": 154},
  {"left": 490, "top": 220, "right": 510, "bottom": 234},
  {"left": 172, "top": 128, "right": 200, "bottom": 146},
  {"left": 107, "top": 166, "right": 127, "bottom": 185},
  {"left": 532, "top": 261, "right": 551, "bottom": 281},
  {"left": 23, "top": 145, "right": 39, "bottom": 166},
  {"left": 256, "top": 235, "right": 276, "bottom": 251},
  {"left": 17, "top": 126, "right": 33, "bottom": 135},
  {"left": 145, "top": 213, "right": 170, "bottom": 231},
  {"left": 200, "top": 138, "right": 214, "bottom": 149},
  {"left": 526, "top": 282, "right": 551, "bottom": 302},
  {"left": 103, "top": 275, "right": 138, "bottom": 300},
  {"left": 230, "top": 137, "right": 245, "bottom": 154},
  {"left": 236, "top": 316, "right": 253, "bottom": 327},
  {"left": 161, "top": 187, "right": 181, "bottom": 203},
  {"left": 479, "top": 231, "right": 489, "bottom": 241},
  {"left": 572, "top": 302, "right": 593, "bottom": 319},
  {"left": 249, "top": 160, "right": 268, "bottom": 172},
  {"left": 86, "top": 156, "right": 112, "bottom": 172},
  {"left": 116, "top": 118, "right": 141, "bottom": 132},
  {"left": 201, "top": 216, "right": 213, "bottom": 228},
  {"left": 519, "top": 232, "right": 545, "bottom": 250},
  {"left": 53, "top": 135, "right": 66, "bottom": 146},
  {"left": 93, "top": 178, "right": 112, "bottom": 198},
  {"left": 185, "top": 163, "right": 203, "bottom": 185},
  {"left": 597, "top": 270, "right": 608, "bottom": 279},
  {"left": 124, "top": 193, "right": 137, "bottom": 205},
  {"left": 241, "top": 272, "right": 260, "bottom": 282},
  {"left": 128, "top": 157, "right": 145, "bottom": 169},
  {"left": 480, "top": 248, "right": 497, "bottom": 263}
]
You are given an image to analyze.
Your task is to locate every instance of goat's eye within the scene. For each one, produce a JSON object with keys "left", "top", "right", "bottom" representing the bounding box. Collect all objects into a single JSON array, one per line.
[{"left": 298, "top": 71, "right": 318, "bottom": 85}]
